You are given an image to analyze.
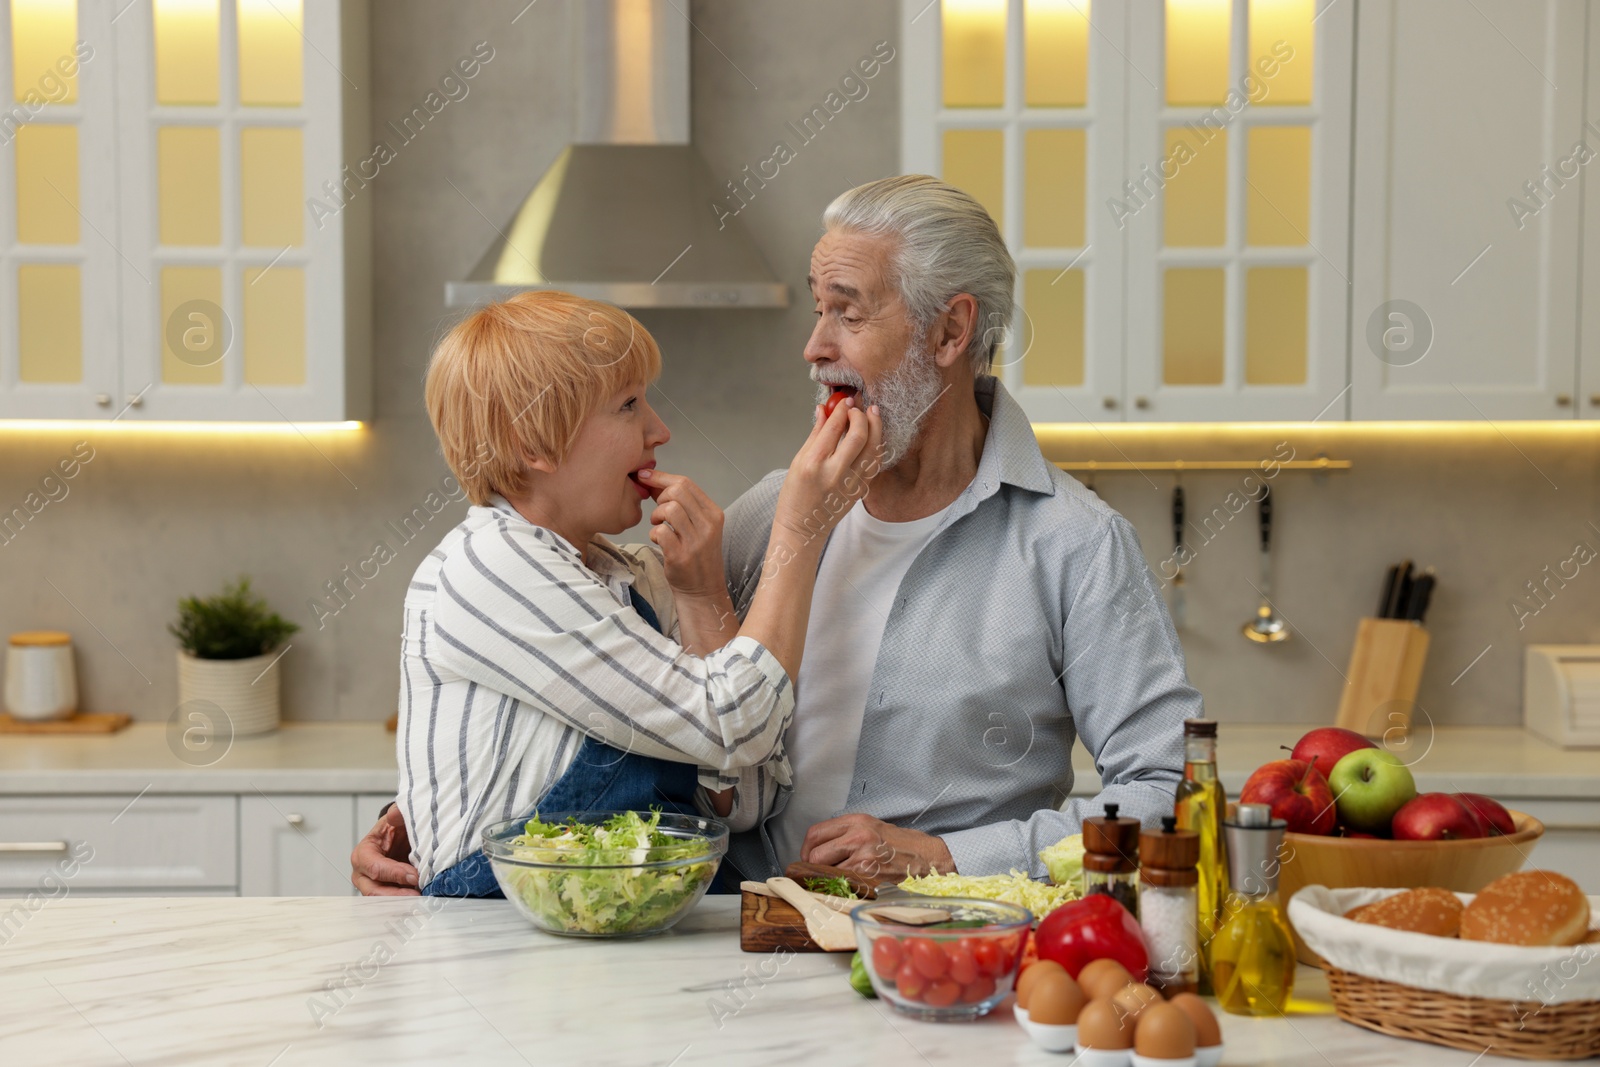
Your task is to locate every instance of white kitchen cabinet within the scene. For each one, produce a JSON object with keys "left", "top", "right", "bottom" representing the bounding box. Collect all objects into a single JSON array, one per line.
[
  {"left": 1350, "top": 0, "right": 1587, "bottom": 421},
  {"left": 240, "top": 793, "right": 356, "bottom": 897},
  {"left": 0, "top": 0, "right": 370, "bottom": 422},
  {"left": 1515, "top": 799, "right": 1600, "bottom": 894},
  {"left": 1583, "top": 9, "right": 1600, "bottom": 420},
  {"left": 0, "top": 794, "right": 236, "bottom": 891}
]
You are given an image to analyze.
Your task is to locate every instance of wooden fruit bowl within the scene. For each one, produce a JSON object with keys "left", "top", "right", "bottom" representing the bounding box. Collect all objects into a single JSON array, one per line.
[{"left": 1278, "top": 810, "right": 1545, "bottom": 966}]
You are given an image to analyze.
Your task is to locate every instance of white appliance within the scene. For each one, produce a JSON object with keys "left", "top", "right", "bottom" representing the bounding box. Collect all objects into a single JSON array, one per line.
[{"left": 1524, "top": 645, "right": 1600, "bottom": 748}]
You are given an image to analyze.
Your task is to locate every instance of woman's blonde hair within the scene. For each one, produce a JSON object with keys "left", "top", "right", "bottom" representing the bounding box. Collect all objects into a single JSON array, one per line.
[{"left": 425, "top": 291, "right": 661, "bottom": 505}]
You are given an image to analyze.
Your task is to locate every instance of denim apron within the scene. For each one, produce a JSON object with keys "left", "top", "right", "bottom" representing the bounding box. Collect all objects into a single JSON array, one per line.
[{"left": 423, "top": 587, "right": 703, "bottom": 898}]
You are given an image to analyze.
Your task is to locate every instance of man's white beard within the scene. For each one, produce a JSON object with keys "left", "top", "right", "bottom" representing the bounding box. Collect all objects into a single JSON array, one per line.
[{"left": 813, "top": 341, "right": 946, "bottom": 471}]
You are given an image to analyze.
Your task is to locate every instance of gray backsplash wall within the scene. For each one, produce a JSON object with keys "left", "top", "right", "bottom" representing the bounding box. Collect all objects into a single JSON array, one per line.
[{"left": 1, "top": 1, "right": 1596, "bottom": 732}]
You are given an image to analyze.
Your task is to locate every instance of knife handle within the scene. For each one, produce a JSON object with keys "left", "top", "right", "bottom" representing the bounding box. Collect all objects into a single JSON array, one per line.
[
  {"left": 1258, "top": 485, "right": 1272, "bottom": 551},
  {"left": 1377, "top": 564, "right": 1400, "bottom": 619},
  {"left": 1172, "top": 486, "right": 1186, "bottom": 551}
]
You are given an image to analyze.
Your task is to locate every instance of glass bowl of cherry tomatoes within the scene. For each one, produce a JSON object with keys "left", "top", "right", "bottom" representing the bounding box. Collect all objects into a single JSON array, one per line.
[{"left": 851, "top": 898, "right": 1032, "bottom": 1020}]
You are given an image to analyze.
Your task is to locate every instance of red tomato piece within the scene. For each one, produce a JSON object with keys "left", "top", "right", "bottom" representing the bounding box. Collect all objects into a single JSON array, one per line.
[
  {"left": 871, "top": 936, "right": 903, "bottom": 979},
  {"left": 895, "top": 959, "right": 927, "bottom": 1001},
  {"left": 960, "top": 975, "right": 998, "bottom": 1004},
  {"left": 970, "top": 940, "right": 1004, "bottom": 978},
  {"left": 945, "top": 944, "right": 979, "bottom": 986},
  {"left": 924, "top": 979, "right": 962, "bottom": 1008},
  {"left": 908, "top": 937, "right": 948, "bottom": 980},
  {"left": 823, "top": 388, "right": 849, "bottom": 419}
]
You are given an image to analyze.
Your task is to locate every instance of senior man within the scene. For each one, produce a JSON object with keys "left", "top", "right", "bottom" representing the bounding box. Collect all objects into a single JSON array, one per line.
[{"left": 351, "top": 175, "right": 1199, "bottom": 894}]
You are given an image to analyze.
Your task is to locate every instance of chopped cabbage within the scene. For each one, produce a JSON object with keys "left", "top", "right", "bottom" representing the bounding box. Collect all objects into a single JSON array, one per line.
[
  {"left": 898, "top": 868, "right": 1079, "bottom": 917},
  {"left": 1039, "top": 832, "right": 1086, "bottom": 889}
]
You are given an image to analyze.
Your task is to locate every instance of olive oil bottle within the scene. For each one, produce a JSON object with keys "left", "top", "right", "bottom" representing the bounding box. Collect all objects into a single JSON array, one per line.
[
  {"left": 1174, "top": 718, "right": 1226, "bottom": 993},
  {"left": 1209, "top": 804, "right": 1296, "bottom": 1017}
]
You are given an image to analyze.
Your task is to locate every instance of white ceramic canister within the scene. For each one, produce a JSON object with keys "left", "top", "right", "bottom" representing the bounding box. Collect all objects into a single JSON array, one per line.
[{"left": 5, "top": 631, "right": 78, "bottom": 721}]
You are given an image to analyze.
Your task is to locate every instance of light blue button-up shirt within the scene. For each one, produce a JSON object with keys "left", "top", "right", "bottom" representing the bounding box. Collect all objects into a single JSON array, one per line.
[{"left": 721, "top": 376, "right": 1198, "bottom": 880}]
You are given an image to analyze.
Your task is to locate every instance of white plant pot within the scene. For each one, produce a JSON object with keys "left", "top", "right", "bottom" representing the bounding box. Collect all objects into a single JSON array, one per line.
[{"left": 176, "top": 650, "right": 282, "bottom": 737}]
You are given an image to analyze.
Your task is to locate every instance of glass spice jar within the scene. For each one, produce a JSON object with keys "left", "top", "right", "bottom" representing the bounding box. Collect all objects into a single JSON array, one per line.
[
  {"left": 1139, "top": 815, "right": 1201, "bottom": 995},
  {"left": 1082, "top": 802, "right": 1141, "bottom": 916}
]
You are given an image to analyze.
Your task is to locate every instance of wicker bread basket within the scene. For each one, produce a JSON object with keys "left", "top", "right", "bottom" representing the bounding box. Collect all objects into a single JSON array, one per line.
[{"left": 1290, "top": 885, "right": 1600, "bottom": 1061}]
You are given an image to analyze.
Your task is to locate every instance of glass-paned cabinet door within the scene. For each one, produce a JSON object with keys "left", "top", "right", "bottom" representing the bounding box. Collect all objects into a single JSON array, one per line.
[
  {"left": 113, "top": 0, "right": 350, "bottom": 421},
  {"left": 902, "top": 0, "right": 1127, "bottom": 422},
  {"left": 1123, "top": 0, "right": 1352, "bottom": 421},
  {"left": 0, "top": 0, "right": 119, "bottom": 418}
]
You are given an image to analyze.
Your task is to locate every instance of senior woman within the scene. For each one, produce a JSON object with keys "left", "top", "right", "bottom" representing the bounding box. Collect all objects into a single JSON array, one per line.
[{"left": 392, "top": 290, "right": 880, "bottom": 897}]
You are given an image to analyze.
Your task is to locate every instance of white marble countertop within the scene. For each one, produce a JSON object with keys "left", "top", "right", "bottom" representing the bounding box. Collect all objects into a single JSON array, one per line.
[
  {"left": 0, "top": 721, "right": 1594, "bottom": 801},
  {"left": 0, "top": 723, "right": 398, "bottom": 794},
  {"left": 0, "top": 894, "right": 1549, "bottom": 1067}
]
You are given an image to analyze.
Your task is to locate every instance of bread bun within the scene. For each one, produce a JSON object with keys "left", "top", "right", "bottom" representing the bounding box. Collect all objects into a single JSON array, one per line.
[
  {"left": 1460, "top": 871, "right": 1590, "bottom": 947},
  {"left": 1350, "top": 887, "right": 1462, "bottom": 937},
  {"left": 1344, "top": 903, "right": 1376, "bottom": 923}
]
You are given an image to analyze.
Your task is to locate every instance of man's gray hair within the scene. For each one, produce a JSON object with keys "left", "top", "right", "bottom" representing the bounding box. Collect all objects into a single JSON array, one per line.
[{"left": 822, "top": 175, "right": 1016, "bottom": 377}]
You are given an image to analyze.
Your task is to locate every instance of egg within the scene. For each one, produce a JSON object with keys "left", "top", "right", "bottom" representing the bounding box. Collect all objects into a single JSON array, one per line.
[
  {"left": 1016, "top": 960, "right": 1067, "bottom": 1009},
  {"left": 1168, "top": 992, "right": 1222, "bottom": 1048},
  {"left": 1075, "top": 997, "right": 1133, "bottom": 1050},
  {"left": 1134, "top": 1002, "right": 1198, "bottom": 1060},
  {"left": 1025, "top": 971, "right": 1086, "bottom": 1025},
  {"left": 1111, "top": 981, "right": 1162, "bottom": 1024},
  {"left": 1077, "top": 958, "right": 1134, "bottom": 1000}
]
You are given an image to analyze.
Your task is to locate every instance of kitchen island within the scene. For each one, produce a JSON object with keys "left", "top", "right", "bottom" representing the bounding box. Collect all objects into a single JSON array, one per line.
[{"left": 0, "top": 895, "right": 1544, "bottom": 1066}]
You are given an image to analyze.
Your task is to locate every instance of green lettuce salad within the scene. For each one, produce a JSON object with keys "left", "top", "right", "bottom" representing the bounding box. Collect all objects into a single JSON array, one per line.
[{"left": 495, "top": 810, "right": 718, "bottom": 935}]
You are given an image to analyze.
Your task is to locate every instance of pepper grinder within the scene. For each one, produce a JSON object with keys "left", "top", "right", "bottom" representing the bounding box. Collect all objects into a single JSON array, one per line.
[{"left": 1082, "top": 802, "right": 1142, "bottom": 916}]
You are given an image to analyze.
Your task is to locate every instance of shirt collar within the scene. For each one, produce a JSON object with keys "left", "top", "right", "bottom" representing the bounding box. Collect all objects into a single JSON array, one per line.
[
  {"left": 971, "top": 376, "right": 1058, "bottom": 499},
  {"left": 482, "top": 493, "right": 634, "bottom": 584}
]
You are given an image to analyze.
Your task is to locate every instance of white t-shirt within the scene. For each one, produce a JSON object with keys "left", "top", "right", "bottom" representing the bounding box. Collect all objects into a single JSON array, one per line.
[{"left": 768, "top": 497, "right": 957, "bottom": 866}]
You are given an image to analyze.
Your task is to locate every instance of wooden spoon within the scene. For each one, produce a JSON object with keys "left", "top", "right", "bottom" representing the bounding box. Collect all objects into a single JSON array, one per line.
[{"left": 766, "top": 877, "right": 857, "bottom": 951}]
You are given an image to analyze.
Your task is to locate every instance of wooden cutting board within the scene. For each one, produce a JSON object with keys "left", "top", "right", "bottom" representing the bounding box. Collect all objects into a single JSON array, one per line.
[
  {"left": 0, "top": 712, "right": 131, "bottom": 734},
  {"left": 738, "top": 862, "right": 902, "bottom": 953}
]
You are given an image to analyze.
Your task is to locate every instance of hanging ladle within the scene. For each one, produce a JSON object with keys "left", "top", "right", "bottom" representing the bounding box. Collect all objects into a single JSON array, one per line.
[{"left": 1242, "top": 485, "right": 1290, "bottom": 643}]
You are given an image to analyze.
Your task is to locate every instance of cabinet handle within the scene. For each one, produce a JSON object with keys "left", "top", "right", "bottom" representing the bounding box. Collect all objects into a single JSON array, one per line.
[
  {"left": 126, "top": 393, "right": 144, "bottom": 408},
  {"left": 1102, "top": 396, "right": 1118, "bottom": 410},
  {"left": 1135, "top": 396, "right": 1151, "bottom": 410},
  {"left": 94, "top": 394, "right": 112, "bottom": 407},
  {"left": 286, "top": 813, "right": 305, "bottom": 827},
  {"left": 1556, "top": 394, "right": 1572, "bottom": 407},
  {"left": 0, "top": 841, "right": 69, "bottom": 853},
  {"left": 1589, "top": 394, "right": 1600, "bottom": 407}
]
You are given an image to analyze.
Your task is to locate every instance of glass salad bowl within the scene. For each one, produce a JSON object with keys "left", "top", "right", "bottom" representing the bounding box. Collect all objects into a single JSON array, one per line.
[{"left": 482, "top": 810, "right": 727, "bottom": 938}]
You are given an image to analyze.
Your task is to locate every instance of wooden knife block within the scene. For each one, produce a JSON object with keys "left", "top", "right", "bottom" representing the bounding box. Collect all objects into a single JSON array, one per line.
[{"left": 1334, "top": 618, "right": 1430, "bottom": 738}]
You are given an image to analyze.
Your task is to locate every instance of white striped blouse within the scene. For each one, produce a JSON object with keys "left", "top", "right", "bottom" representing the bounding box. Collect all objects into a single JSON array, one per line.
[{"left": 396, "top": 495, "right": 791, "bottom": 887}]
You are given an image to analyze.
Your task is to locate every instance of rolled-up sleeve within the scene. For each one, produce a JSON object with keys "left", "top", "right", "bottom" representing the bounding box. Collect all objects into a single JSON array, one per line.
[
  {"left": 941, "top": 515, "right": 1193, "bottom": 876},
  {"left": 430, "top": 521, "right": 794, "bottom": 775}
]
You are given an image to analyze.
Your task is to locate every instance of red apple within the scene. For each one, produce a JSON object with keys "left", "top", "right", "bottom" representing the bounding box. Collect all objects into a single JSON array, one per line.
[
  {"left": 1344, "top": 831, "right": 1380, "bottom": 840},
  {"left": 1391, "top": 793, "right": 1488, "bottom": 841},
  {"left": 1452, "top": 793, "right": 1515, "bottom": 836},
  {"left": 1287, "top": 728, "right": 1376, "bottom": 777},
  {"left": 1239, "top": 759, "right": 1338, "bottom": 836}
]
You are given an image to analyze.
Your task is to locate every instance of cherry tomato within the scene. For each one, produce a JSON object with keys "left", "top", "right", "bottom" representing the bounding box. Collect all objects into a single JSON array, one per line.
[
  {"left": 960, "top": 975, "right": 998, "bottom": 1004},
  {"left": 945, "top": 943, "right": 979, "bottom": 986},
  {"left": 895, "top": 959, "right": 927, "bottom": 1001},
  {"left": 871, "top": 936, "right": 903, "bottom": 979},
  {"left": 968, "top": 939, "right": 1004, "bottom": 978},
  {"left": 908, "top": 937, "right": 948, "bottom": 980},
  {"left": 923, "top": 979, "right": 962, "bottom": 1008},
  {"left": 822, "top": 389, "right": 849, "bottom": 419},
  {"left": 1033, "top": 893, "right": 1150, "bottom": 983}
]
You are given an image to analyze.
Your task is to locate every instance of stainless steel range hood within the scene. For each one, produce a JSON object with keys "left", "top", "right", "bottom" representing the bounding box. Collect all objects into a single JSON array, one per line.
[{"left": 445, "top": 0, "right": 787, "bottom": 310}]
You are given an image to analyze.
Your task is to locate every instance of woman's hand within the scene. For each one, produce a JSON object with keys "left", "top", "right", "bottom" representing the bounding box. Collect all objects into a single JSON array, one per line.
[
  {"left": 641, "top": 470, "right": 727, "bottom": 601},
  {"left": 350, "top": 803, "right": 421, "bottom": 896},
  {"left": 773, "top": 398, "right": 883, "bottom": 544}
]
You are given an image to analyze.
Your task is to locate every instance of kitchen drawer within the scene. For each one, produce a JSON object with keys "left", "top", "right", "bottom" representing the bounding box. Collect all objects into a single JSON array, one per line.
[{"left": 0, "top": 795, "right": 237, "bottom": 890}]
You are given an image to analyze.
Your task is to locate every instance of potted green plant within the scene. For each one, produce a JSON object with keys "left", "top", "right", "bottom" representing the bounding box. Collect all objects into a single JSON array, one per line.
[{"left": 170, "top": 577, "right": 299, "bottom": 736}]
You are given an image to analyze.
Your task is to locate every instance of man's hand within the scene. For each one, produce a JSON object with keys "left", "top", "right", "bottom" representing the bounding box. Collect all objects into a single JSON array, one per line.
[
  {"left": 350, "top": 803, "right": 421, "bottom": 896},
  {"left": 800, "top": 814, "right": 955, "bottom": 879}
]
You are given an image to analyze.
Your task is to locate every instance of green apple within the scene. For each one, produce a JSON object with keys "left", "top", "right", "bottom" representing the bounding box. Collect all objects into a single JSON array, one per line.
[{"left": 1328, "top": 749, "right": 1418, "bottom": 834}]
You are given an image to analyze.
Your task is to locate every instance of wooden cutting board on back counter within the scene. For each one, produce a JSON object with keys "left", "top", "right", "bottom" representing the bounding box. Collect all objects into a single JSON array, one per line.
[{"left": 739, "top": 862, "right": 902, "bottom": 953}]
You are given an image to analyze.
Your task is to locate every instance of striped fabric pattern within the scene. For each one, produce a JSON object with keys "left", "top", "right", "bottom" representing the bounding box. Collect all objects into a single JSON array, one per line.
[
  {"left": 397, "top": 498, "right": 792, "bottom": 886},
  {"left": 720, "top": 377, "right": 1198, "bottom": 881}
]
